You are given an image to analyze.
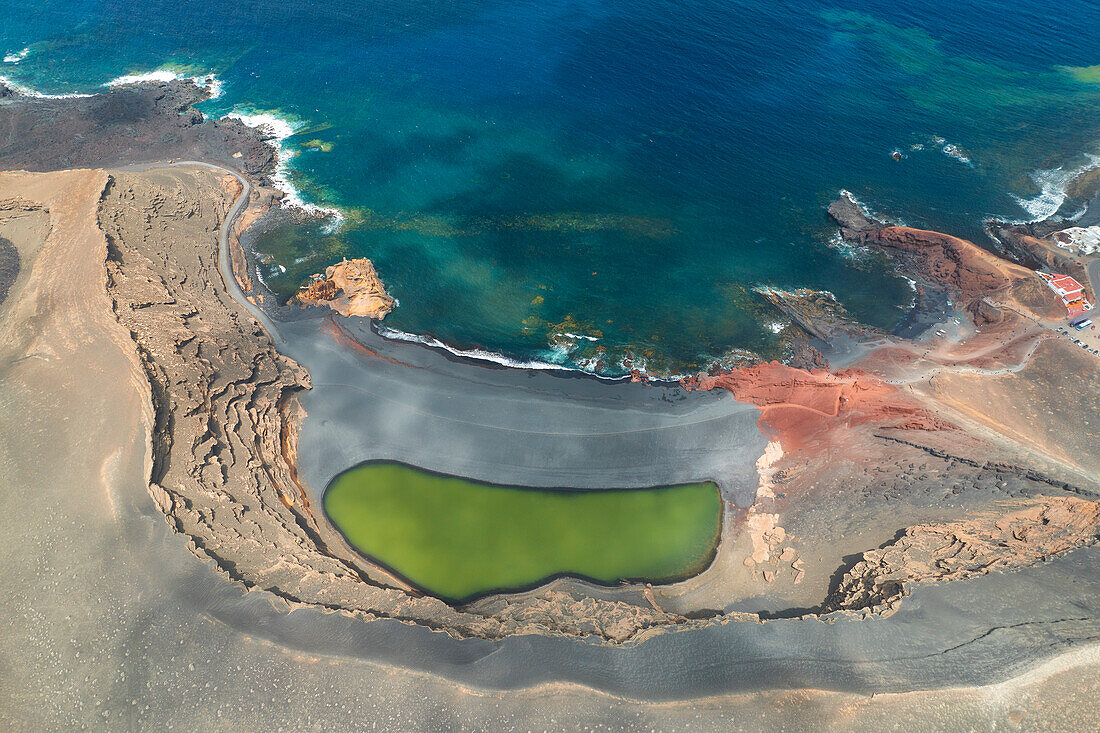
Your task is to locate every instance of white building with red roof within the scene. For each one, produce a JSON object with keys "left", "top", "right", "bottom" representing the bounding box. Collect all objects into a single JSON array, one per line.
[{"left": 1037, "top": 271, "right": 1093, "bottom": 316}]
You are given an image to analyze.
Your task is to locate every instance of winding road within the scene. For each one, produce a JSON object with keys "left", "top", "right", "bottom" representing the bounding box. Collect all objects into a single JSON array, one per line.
[{"left": 120, "top": 160, "right": 286, "bottom": 345}]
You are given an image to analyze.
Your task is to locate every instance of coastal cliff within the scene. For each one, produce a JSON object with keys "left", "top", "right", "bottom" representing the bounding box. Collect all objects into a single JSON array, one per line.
[{"left": 829, "top": 192, "right": 1038, "bottom": 301}]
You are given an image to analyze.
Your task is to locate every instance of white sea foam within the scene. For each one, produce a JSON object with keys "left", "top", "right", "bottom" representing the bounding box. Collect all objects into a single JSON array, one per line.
[
  {"left": 546, "top": 342, "right": 576, "bottom": 361},
  {"left": 223, "top": 110, "right": 344, "bottom": 228},
  {"left": 837, "top": 188, "right": 883, "bottom": 223},
  {"left": 375, "top": 325, "right": 623, "bottom": 377},
  {"left": 907, "top": 135, "right": 974, "bottom": 166},
  {"left": 838, "top": 188, "right": 859, "bottom": 204},
  {"left": 573, "top": 358, "right": 600, "bottom": 373},
  {"left": 614, "top": 356, "right": 689, "bottom": 382},
  {"left": 835, "top": 189, "right": 914, "bottom": 228},
  {"left": 827, "top": 230, "right": 873, "bottom": 263},
  {"left": 555, "top": 331, "right": 600, "bottom": 342},
  {"left": 0, "top": 75, "right": 93, "bottom": 99},
  {"left": 105, "top": 70, "right": 180, "bottom": 86},
  {"left": 104, "top": 69, "right": 224, "bottom": 99},
  {"left": 1010, "top": 154, "right": 1100, "bottom": 223},
  {"left": 201, "top": 75, "right": 224, "bottom": 100},
  {"left": 898, "top": 274, "right": 920, "bottom": 311},
  {"left": 0, "top": 67, "right": 223, "bottom": 101},
  {"left": 940, "top": 142, "right": 972, "bottom": 166},
  {"left": 224, "top": 111, "right": 296, "bottom": 141},
  {"left": 3, "top": 48, "right": 29, "bottom": 64},
  {"left": 371, "top": 324, "right": 700, "bottom": 381}
]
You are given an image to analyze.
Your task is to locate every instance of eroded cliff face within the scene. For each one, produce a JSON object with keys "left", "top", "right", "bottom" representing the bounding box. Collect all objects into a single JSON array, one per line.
[
  {"left": 296, "top": 258, "right": 395, "bottom": 320},
  {"left": 825, "top": 497, "right": 1100, "bottom": 614}
]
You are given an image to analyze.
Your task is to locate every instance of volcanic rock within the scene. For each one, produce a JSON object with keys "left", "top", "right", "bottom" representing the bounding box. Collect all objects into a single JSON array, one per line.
[{"left": 296, "top": 257, "right": 395, "bottom": 320}]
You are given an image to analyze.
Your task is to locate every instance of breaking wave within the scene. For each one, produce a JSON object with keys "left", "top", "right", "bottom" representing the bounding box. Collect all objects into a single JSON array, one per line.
[
  {"left": 105, "top": 69, "right": 224, "bottom": 99},
  {"left": 375, "top": 325, "right": 629, "bottom": 379},
  {"left": 1010, "top": 154, "right": 1100, "bottom": 223},
  {"left": 222, "top": 111, "right": 344, "bottom": 230},
  {"left": 0, "top": 75, "right": 92, "bottom": 99},
  {"left": 3, "top": 48, "right": 30, "bottom": 64}
]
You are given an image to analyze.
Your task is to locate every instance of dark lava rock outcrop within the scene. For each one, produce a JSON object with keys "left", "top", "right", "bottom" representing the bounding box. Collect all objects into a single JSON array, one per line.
[
  {"left": 0, "top": 234, "right": 19, "bottom": 307},
  {"left": 829, "top": 192, "right": 1041, "bottom": 305},
  {"left": 0, "top": 79, "right": 275, "bottom": 178}
]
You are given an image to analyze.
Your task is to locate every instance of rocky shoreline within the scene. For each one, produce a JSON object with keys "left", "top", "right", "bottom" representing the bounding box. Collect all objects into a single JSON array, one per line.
[
  {"left": 2, "top": 78, "right": 1099, "bottom": 648},
  {"left": 0, "top": 78, "right": 273, "bottom": 176}
]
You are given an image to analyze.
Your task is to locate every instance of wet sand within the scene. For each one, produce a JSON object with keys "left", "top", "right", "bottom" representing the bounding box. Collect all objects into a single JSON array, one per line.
[{"left": 282, "top": 315, "right": 766, "bottom": 506}]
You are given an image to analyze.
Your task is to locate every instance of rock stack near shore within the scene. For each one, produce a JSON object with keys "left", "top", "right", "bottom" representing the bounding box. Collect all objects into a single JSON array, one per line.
[{"left": 295, "top": 257, "right": 395, "bottom": 320}]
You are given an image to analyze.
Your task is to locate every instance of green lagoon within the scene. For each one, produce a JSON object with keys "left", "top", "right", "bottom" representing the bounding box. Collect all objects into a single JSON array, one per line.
[{"left": 324, "top": 462, "right": 722, "bottom": 603}]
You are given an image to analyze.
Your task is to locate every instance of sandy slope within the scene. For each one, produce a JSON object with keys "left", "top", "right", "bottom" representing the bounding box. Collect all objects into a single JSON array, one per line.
[{"left": 921, "top": 338, "right": 1100, "bottom": 478}]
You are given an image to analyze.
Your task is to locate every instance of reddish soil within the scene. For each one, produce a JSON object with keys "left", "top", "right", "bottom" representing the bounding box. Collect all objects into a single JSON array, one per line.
[
  {"left": 684, "top": 362, "right": 953, "bottom": 456},
  {"left": 863, "top": 226, "right": 1031, "bottom": 298}
]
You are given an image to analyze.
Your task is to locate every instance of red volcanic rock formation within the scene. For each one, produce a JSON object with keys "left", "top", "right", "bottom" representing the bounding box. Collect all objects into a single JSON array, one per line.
[
  {"left": 685, "top": 362, "right": 951, "bottom": 454},
  {"left": 828, "top": 193, "right": 1041, "bottom": 306},
  {"left": 861, "top": 226, "right": 1028, "bottom": 297}
]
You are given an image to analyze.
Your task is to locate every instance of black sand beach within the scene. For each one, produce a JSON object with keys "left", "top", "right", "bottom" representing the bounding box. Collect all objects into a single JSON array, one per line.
[{"left": 3, "top": 80, "right": 1100, "bottom": 729}]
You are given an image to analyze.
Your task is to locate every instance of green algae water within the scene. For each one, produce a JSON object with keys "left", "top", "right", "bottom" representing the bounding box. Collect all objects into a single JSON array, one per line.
[{"left": 324, "top": 462, "right": 722, "bottom": 602}]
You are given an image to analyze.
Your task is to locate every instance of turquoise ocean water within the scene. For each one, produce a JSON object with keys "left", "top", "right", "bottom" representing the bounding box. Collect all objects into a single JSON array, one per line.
[{"left": 3, "top": 1, "right": 1099, "bottom": 375}]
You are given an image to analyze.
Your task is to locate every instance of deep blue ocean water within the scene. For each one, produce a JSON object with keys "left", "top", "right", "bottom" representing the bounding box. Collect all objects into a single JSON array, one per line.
[{"left": 3, "top": 1, "right": 1099, "bottom": 374}]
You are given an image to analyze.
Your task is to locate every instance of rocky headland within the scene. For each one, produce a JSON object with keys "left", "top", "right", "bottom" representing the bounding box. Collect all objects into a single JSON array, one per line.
[{"left": 0, "top": 77, "right": 274, "bottom": 177}]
